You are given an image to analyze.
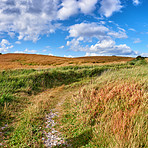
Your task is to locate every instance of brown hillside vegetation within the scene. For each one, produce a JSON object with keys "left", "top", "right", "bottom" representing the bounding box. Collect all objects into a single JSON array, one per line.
[{"left": 0, "top": 53, "right": 134, "bottom": 70}]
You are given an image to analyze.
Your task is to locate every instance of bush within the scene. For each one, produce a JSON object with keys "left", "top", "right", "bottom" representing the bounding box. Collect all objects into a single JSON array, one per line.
[
  {"left": 136, "top": 55, "right": 145, "bottom": 60},
  {"left": 128, "top": 56, "right": 147, "bottom": 66}
]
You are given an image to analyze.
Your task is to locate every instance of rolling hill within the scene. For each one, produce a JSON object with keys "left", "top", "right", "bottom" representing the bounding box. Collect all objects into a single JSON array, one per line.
[{"left": 0, "top": 53, "right": 134, "bottom": 69}]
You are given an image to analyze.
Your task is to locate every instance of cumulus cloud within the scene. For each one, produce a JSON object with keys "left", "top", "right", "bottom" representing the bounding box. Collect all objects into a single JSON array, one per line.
[
  {"left": 89, "top": 39, "right": 136, "bottom": 56},
  {"left": 0, "top": 0, "right": 59, "bottom": 42},
  {"left": 58, "top": 0, "right": 98, "bottom": 20},
  {"left": 78, "top": 0, "right": 98, "bottom": 14},
  {"left": 68, "top": 22, "right": 128, "bottom": 40},
  {"left": 68, "top": 22, "right": 109, "bottom": 39},
  {"left": 0, "top": 39, "right": 13, "bottom": 52},
  {"left": 66, "top": 22, "right": 133, "bottom": 56},
  {"left": 90, "top": 39, "right": 115, "bottom": 51},
  {"left": 133, "top": 0, "right": 140, "bottom": 6},
  {"left": 58, "top": 0, "right": 79, "bottom": 20},
  {"left": 99, "top": 0, "right": 123, "bottom": 17},
  {"left": 67, "top": 37, "right": 88, "bottom": 51},
  {"left": 0, "top": 0, "right": 125, "bottom": 42},
  {"left": 0, "top": 0, "right": 99, "bottom": 42},
  {"left": 67, "top": 37, "right": 136, "bottom": 56}
]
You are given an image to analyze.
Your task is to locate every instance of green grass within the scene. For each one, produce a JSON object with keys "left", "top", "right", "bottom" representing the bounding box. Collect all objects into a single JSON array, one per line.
[{"left": 0, "top": 59, "right": 147, "bottom": 147}]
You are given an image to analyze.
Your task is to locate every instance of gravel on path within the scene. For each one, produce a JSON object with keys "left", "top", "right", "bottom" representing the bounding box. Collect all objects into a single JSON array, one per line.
[{"left": 42, "top": 110, "right": 69, "bottom": 147}]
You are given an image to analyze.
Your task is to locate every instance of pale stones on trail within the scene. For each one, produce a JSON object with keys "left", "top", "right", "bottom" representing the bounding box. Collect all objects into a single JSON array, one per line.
[{"left": 42, "top": 110, "right": 68, "bottom": 147}]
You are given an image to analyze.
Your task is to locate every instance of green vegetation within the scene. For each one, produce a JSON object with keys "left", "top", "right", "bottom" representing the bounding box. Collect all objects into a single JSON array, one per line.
[
  {"left": 128, "top": 56, "right": 147, "bottom": 66},
  {"left": 0, "top": 58, "right": 147, "bottom": 147},
  {"left": 57, "top": 62, "right": 148, "bottom": 147}
]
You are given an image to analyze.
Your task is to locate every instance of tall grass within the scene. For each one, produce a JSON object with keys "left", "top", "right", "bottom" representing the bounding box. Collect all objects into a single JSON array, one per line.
[{"left": 59, "top": 65, "right": 148, "bottom": 147}]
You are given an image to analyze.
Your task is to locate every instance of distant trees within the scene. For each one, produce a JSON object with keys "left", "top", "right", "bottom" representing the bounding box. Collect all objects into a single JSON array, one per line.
[
  {"left": 136, "top": 55, "right": 145, "bottom": 60},
  {"left": 0, "top": 53, "right": 2, "bottom": 55}
]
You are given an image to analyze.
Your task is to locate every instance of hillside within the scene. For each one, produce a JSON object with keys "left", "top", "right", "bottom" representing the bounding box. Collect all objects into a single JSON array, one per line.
[
  {"left": 0, "top": 57, "right": 147, "bottom": 147},
  {"left": 0, "top": 53, "right": 134, "bottom": 69}
]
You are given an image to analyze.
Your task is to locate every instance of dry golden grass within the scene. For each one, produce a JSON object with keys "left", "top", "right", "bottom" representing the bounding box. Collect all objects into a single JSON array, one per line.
[
  {"left": 58, "top": 65, "right": 148, "bottom": 147},
  {"left": 0, "top": 53, "right": 134, "bottom": 70}
]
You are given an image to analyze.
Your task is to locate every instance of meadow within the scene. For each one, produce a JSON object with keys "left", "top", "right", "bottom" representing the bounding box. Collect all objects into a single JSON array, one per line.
[{"left": 0, "top": 55, "right": 147, "bottom": 147}]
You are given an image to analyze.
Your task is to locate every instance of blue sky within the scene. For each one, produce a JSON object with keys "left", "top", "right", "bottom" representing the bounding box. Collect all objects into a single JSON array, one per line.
[{"left": 0, "top": 0, "right": 148, "bottom": 57}]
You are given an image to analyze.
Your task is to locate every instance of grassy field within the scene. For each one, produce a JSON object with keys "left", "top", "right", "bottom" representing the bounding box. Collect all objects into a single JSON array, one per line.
[
  {"left": 0, "top": 53, "right": 134, "bottom": 69},
  {"left": 0, "top": 56, "right": 147, "bottom": 147}
]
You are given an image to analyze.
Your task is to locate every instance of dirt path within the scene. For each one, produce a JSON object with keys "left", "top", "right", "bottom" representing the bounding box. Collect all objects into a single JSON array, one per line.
[{"left": 42, "top": 86, "right": 79, "bottom": 147}]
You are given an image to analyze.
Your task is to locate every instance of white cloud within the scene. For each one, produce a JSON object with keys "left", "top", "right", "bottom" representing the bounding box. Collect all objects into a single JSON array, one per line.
[
  {"left": 8, "top": 32, "right": 15, "bottom": 38},
  {"left": 68, "top": 22, "right": 109, "bottom": 39},
  {"left": 59, "top": 45, "right": 64, "bottom": 49},
  {"left": 0, "top": 0, "right": 124, "bottom": 42},
  {"left": 67, "top": 37, "right": 88, "bottom": 51},
  {"left": 0, "top": 0, "right": 59, "bottom": 42},
  {"left": 0, "top": 39, "right": 13, "bottom": 52},
  {"left": 129, "top": 28, "right": 136, "bottom": 32},
  {"left": 64, "top": 55, "right": 74, "bottom": 58},
  {"left": 68, "top": 22, "right": 127, "bottom": 40},
  {"left": 85, "top": 52, "right": 100, "bottom": 56},
  {"left": 15, "top": 41, "right": 21, "bottom": 44},
  {"left": 24, "top": 48, "right": 37, "bottom": 54},
  {"left": 90, "top": 39, "right": 115, "bottom": 52},
  {"left": 58, "top": 0, "right": 79, "bottom": 20},
  {"left": 89, "top": 39, "right": 136, "bottom": 56},
  {"left": 141, "top": 53, "right": 148, "bottom": 57},
  {"left": 99, "top": 0, "right": 123, "bottom": 17},
  {"left": 49, "top": 53, "right": 53, "bottom": 56},
  {"left": 133, "top": 38, "right": 141, "bottom": 43},
  {"left": 58, "top": 0, "right": 98, "bottom": 20},
  {"left": 78, "top": 0, "right": 98, "bottom": 14},
  {"left": 14, "top": 50, "right": 25, "bottom": 53},
  {"left": 67, "top": 22, "right": 132, "bottom": 56},
  {"left": 67, "top": 36, "right": 136, "bottom": 56},
  {"left": 14, "top": 48, "right": 37, "bottom": 54},
  {"left": 108, "top": 30, "right": 127, "bottom": 38},
  {"left": 133, "top": 0, "right": 140, "bottom": 6}
]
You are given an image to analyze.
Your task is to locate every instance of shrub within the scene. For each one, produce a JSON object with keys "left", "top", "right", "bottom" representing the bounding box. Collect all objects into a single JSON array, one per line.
[{"left": 136, "top": 55, "right": 145, "bottom": 60}]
